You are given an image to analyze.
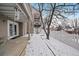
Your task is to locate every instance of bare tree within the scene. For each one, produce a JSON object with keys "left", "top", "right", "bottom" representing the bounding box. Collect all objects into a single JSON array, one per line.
[{"left": 32, "top": 3, "right": 78, "bottom": 40}]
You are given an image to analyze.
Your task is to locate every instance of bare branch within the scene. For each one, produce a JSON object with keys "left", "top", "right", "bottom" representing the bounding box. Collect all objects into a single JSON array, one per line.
[
  {"left": 38, "top": 3, "right": 48, "bottom": 34},
  {"left": 48, "top": 3, "right": 56, "bottom": 26}
]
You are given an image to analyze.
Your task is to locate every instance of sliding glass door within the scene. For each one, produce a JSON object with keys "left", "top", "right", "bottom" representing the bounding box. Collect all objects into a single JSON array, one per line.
[{"left": 8, "top": 20, "right": 19, "bottom": 39}]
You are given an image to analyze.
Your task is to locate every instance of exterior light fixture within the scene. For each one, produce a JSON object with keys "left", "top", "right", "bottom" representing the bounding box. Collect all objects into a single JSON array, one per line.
[{"left": 14, "top": 7, "right": 20, "bottom": 21}]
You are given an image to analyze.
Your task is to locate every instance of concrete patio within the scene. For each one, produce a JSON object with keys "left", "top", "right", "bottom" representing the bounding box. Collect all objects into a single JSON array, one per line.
[{"left": 0, "top": 36, "right": 28, "bottom": 56}]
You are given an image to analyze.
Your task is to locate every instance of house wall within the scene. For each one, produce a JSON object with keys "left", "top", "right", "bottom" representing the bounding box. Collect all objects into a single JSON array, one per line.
[
  {"left": 24, "top": 4, "right": 34, "bottom": 34},
  {"left": 0, "top": 3, "right": 34, "bottom": 40},
  {"left": 19, "top": 22, "right": 23, "bottom": 36},
  {"left": 22, "top": 20, "right": 33, "bottom": 36},
  {"left": 23, "top": 22, "right": 27, "bottom": 35},
  {"left": 0, "top": 18, "right": 31, "bottom": 40},
  {"left": 17, "top": 3, "right": 34, "bottom": 36},
  {"left": 0, "top": 19, "right": 8, "bottom": 39},
  {"left": 0, "top": 18, "right": 21, "bottom": 40}
]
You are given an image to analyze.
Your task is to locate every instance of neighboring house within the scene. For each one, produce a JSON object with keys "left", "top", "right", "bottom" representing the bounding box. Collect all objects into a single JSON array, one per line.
[
  {"left": 32, "top": 9, "right": 41, "bottom": 25},
  {"left": 32, "top": 9, "right": 41, "bottom": 33},
  {"left": 0, "top": 3, "right": 33, "bottom": 42}
]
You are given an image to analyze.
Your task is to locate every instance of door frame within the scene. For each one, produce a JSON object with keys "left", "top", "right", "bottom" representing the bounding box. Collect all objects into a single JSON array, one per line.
[{"left": 7, "top": 20, "right": 19, "bottom": 40}]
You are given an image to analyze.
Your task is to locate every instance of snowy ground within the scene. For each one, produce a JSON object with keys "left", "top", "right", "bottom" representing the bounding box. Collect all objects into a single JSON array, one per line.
[
  {"left": 50, "top": 30, "right": 79, "bottom": 50},
  {"left": 25, "top": 30, "right": 79, "bottom": 56},
  {"left": 26, "top": 34, "right": 54, "bottom": 56}
]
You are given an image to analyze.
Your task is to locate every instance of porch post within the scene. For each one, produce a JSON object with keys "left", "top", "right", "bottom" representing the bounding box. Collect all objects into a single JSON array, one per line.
[{"left": 28, "top": 18, "right": 30, "bottom": 40}]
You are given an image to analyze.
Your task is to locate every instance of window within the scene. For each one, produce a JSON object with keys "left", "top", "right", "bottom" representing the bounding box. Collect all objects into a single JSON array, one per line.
[
  {"left": 8, "top": 20, "right": 19, "bottom": 39},
  {"left": 14, "top": 25, "right": 17, "bottom": 35},
  {"left": 9, "top": 24, "right": 13, "bottom": 36}
]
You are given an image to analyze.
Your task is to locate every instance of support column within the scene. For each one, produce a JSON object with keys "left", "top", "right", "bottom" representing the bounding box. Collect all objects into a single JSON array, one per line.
[{"left": 28, "top": 19, "right": 30, "bottom": 40}]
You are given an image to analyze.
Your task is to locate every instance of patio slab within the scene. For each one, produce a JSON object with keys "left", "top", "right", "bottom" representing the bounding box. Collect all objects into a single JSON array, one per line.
[{"left": 0, "top": 36, "right": 28, "bottom": 56}]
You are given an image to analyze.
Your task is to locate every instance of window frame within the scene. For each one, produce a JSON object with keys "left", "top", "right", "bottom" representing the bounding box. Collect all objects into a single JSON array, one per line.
[{"left": 7, "top": 20, "right": 19, "bottom": 40}]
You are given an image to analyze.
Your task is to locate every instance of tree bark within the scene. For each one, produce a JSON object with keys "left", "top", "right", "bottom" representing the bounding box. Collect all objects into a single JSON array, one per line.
[
  {"left": 46, "top": 33, "right": 49, "bottom": 40},
  {"left": 46, "top": 25, "right": 50, "bottom": 40}
]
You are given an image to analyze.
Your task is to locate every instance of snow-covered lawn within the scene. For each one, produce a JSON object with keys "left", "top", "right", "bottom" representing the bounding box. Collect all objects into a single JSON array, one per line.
[
  {"left": 50, "top": 30, "right": 79, "bottom": 51},
  {"left": 25, "top": 30, "right": 79, "bottom": 56},
  {"left": 43, "top": 37, "right": 79, "bottom": 56}
]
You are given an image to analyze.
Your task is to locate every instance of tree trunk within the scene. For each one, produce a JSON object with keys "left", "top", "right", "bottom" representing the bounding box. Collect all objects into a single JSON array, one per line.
[
  {"left": 46, "top": 33, "right": 49, "bottom": 40},
  {"left": 46, "top": 26, "right": 50, "bottom": 40}
]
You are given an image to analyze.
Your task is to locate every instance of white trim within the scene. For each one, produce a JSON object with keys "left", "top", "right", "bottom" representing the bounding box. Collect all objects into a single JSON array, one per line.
[{"left": 7, "top": 20, "right": 19, "bottom": 40}]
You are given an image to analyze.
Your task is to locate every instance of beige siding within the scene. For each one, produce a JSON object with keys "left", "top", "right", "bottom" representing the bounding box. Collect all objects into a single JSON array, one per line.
[
  {"left": 23, "top": 22, "right": 27, "bottom": 35},
  {"left": 0, "top": 19, "right": 7, "bottom": 39},
  {"left": 24, "top": 4, "right": 34, "bottom": 34},
  {"left": 19, "top": 22, "right": 23, "bottom": 36}
]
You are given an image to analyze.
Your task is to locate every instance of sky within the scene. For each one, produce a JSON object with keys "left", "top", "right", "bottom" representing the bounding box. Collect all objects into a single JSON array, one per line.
[{"left": 31, "top": 3, "right": 79, "bottom": 20}]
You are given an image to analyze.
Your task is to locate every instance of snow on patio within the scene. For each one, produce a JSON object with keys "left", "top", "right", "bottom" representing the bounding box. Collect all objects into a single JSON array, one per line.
[
  {"left": 26, "top": 31, "right": 79, "bottom": 56},
  {"left": 26, "top": 34, "right": 54, "bottom": 56}
]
